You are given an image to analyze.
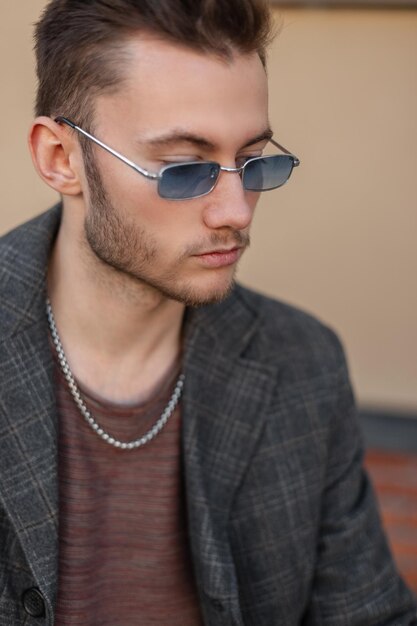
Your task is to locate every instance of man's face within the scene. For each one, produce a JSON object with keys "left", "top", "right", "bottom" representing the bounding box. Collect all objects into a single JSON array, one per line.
[{"left": 81, "top": 35, "right": 269, "bottom": 306}]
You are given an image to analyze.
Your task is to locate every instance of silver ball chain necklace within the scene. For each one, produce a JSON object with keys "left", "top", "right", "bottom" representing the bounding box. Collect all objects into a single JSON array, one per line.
[{"left": 46, "top": 299, "right": 185, "bottom": 450}]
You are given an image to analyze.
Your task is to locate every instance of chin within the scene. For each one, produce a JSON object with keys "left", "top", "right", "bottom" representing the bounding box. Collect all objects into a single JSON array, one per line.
[{"left": 163, "top": 273, "right": 236, "bottom": 307}]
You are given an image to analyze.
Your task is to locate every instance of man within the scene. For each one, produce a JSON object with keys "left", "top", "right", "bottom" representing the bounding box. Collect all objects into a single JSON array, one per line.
[{"left": 0, "top": 0, "right": 415, "bottom": 624}]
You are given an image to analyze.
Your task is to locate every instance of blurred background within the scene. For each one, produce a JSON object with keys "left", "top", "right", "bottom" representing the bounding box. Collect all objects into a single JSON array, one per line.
[{"left": 1, "top": 0, "right": 416, "bottom": 589}]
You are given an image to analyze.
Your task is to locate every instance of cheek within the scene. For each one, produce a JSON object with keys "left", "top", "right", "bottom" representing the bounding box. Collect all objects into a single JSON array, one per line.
[
  {"left": 246, "top": 190, "right": 261, "bottom": 208},
  {"left": 96, "top": 161, "right": 204, "bottom": 246},
  {"left": 121, "top": 185, "right": 203, "bottom": 254}
]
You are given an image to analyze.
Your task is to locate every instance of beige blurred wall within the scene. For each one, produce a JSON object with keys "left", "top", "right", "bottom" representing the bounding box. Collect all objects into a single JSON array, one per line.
[{"left": 1, "top": 3, "right": 416, "bottom": 412}]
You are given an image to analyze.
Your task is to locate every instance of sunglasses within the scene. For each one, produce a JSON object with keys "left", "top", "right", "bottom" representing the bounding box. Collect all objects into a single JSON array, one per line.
[{"left": 55, "top": 116, "right": 300, "bottom": 201}]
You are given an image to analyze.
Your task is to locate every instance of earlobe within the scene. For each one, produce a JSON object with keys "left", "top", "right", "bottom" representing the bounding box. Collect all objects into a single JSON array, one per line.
[{"left": 28, "top": 116, "right": 82, "bottom": 196}]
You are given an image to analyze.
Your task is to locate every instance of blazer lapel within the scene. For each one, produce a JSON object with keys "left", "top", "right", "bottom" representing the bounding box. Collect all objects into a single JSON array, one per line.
[
  {"left": 0, "top": 321, "right": 58, "bottom": 614},
  {"left": 0, "top": 205, "right": 61, "bottom": 616},
  {"left": 182, "top": 293, "right": 279, "bottom": 625}
]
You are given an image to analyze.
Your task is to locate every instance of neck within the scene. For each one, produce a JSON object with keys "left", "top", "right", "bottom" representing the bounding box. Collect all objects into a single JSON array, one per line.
[{"left": 47, "top": 211, "right": 185, "bottom": 404}]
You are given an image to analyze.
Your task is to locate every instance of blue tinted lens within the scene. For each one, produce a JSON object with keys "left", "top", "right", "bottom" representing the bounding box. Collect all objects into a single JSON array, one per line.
[
  {"left": 243, "top": 155, "right": 294, "bottom": 191},
  {"left": 158, "top": 162, "right": 220, "bottom": 199}
]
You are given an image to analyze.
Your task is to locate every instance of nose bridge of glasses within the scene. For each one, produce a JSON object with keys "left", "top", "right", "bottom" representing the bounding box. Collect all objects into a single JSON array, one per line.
[
  {"left": 214, "top": 163, "right": 250, "bottom": 200},
  {"left": 219, "top": 164, "right": 246, "bottom": 175}
]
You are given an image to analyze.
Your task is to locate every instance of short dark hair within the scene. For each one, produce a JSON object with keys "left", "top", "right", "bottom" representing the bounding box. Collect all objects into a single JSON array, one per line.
[{"left": 34, "top": 0, "right": 274, "bottom": 127}]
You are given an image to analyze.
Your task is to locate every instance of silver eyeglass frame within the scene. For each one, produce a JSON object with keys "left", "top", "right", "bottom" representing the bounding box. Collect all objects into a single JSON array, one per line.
[{"left": 55, "top": 116, "right": 300, "bottom": 200}]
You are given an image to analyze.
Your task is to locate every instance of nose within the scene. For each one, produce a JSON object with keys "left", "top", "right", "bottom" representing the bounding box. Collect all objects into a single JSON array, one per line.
[{"left": 202, "top": 168, "right": 256, "bottom": 232}]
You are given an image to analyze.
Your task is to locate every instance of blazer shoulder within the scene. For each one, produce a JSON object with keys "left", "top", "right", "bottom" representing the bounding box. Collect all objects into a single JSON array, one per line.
[
  {"left": 234, "top": 283, "right": 347, "bottom": 374},
  {"left": 0, "top": 205, "right": 61, "bottom": 256},
  {"left": 0, "top": 205, "right": 61, "bottom": 339}
]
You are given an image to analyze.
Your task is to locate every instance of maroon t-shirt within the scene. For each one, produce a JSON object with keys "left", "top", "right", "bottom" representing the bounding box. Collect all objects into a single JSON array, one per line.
[{"left": 53, "top": 354, "right": 203, "bottom": 625}]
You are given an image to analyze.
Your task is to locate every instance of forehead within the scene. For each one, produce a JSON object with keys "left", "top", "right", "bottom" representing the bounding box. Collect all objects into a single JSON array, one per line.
[{"left": 94, "top": 34, "right": 269, "bottom": 147}]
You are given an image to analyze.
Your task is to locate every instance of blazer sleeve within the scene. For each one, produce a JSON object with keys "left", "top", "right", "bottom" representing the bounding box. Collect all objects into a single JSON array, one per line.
[{"left": 303, "top": 339, "right": 417, "bottom": 625}]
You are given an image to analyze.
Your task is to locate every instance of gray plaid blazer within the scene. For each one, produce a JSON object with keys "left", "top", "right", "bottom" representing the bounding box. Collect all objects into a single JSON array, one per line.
[{"left": 0, "top": 205, "right": 416, "bottom": 626}]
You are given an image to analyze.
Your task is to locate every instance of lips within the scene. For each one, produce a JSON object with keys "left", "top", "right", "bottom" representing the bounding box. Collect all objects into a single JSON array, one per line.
[
  {"left": 199, "top": 246, "right": 240, "bottom": 255},
  {"left": 194, "top": 246, "right": 243, "bottom": 268}
]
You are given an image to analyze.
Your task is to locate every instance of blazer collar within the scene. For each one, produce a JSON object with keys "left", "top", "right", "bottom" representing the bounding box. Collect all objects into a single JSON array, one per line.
[{"left": 0, "top": 204, "right": 61, "bottom": 340}]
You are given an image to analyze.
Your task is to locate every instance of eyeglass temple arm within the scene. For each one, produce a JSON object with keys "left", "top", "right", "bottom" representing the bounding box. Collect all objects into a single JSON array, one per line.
[
  {"left": 54, "top": 116, "right": 158, "bottom": 180},
  {"left": 270, "top": 138, "right": 300, "bottom": 167}
]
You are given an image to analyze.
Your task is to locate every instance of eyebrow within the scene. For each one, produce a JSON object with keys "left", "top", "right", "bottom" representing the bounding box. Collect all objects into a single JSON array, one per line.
[{"left": 139, "top": 127, "right": 274, "bottom": 152}]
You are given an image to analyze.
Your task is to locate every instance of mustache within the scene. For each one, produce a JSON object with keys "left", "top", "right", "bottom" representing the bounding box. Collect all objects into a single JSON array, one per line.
[{"left": 184, "top": 230, "right": 250, "bottom": 257}]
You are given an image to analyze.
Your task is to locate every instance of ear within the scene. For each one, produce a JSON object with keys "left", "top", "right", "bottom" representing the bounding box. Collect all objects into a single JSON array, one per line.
[{"left": 28, "top": 116, "right": 83, "bottom": 196}]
